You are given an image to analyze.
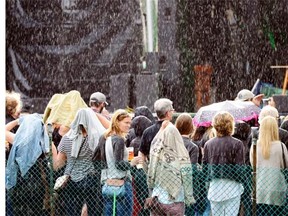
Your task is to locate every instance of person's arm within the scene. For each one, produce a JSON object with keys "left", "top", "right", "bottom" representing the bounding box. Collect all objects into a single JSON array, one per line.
[
  {"left": 114, "top": 136, "right": 131, "bottom": 170},
  {"left": 5, "top": 119, "right": 19, "bottom": 144},
  {"left": 95, "top": 112, "right": 110, "bottom": 129},
  {"left": 252, "top": 94, "right": 264, "bottom": 107},
  {"left": 52, "top": 140, "right": 67, "bottom": 171},
  {"left": 5, "top": 131, "right": 15, "bottom": 145},
  {"left": 59, "top": 125, "right": 70, "bottom": 136},
  {"left": 101, "top": 108, "right": 111, "bottom": 120},
  {"left": 138, "top": 151, "right": 147, "bottom": 163},
  {"left": 138, "top": 128, "right": 151, "bottom": 161},
  {"left": 6, "top": 119, "right": 19, "bottom": 131},
  {"left": 249, "top": 144, "right": 254, "bottom": 166},
  {"left": 189, "top": 144, "right": 199, "bottom": 164}
]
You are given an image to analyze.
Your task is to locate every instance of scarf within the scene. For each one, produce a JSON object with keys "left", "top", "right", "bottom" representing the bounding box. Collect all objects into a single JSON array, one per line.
[
  {"left": 67, "top": 108, "right": 106, "bottom": 157},
  {"left": 147, "top": 123, "right": 195, "bottom": 205}
]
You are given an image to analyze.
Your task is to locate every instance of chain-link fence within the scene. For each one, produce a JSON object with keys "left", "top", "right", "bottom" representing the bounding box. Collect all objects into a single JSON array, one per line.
[{"left": 6, "top": 160, "right": 288, "bottom": 216}]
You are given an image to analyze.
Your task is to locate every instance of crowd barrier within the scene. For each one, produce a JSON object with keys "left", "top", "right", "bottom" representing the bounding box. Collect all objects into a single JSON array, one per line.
[{"left": 6, "top": 159, "right": 288, "bottom": 216}]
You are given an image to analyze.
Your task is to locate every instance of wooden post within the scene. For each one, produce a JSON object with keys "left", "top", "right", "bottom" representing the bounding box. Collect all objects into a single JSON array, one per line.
[
  {"left": 270, "top": 65, "right": 288, "bottom": 95},
  {"left": 194, "top": 65, "right": 213, "bottom": 111}
]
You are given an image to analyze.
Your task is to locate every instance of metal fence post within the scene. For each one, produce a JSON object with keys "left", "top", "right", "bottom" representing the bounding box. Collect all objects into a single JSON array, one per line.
[
  {"left": 251, "top": 127, "right": 258, "bottom": 216},
  {"left": 47, "top": 123, "right": 55, "bottom": 216}
]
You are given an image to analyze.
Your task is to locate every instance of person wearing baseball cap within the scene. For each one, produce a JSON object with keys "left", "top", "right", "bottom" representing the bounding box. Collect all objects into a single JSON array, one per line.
[
  {"left": 235, "top": 89, "right": 264, "bottom": 107},
  {"left": 89, "top": 92, "right": 111, "bottom": 122}
]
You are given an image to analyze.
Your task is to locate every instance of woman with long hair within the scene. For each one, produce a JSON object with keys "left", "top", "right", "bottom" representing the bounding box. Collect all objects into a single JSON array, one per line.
[
  {"left": 93, "top": 109, "right": 142, "bottom": 216},
  {"left": 250, "top": 116, "right": 288, "bottom": 215}
]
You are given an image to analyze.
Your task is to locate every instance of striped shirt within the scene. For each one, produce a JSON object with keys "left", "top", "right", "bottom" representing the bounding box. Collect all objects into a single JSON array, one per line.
[{"left": 58, "top": 135, "right": 95, "bottom": 182}]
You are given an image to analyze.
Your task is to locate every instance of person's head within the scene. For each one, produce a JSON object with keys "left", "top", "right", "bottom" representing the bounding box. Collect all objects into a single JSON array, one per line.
[
  {"left": 233, "top": 120, "right": 251, "bottom": 141},
  {"left": 105, "top": 109, "right": 131, "bottom": 138},
  {"left": 134, "top": 106, "right": 155, "bottom": 123},
  {"left": 258, "top": 105, "right": 279, "bottom": 124},
  {"left": 212, "top": 111, "right": 235, "bottom": 137},
  {"left": 131, "top": 116, "right": 152, "bottom": 137},
  {"left": 154, "top": 98, "right": 174, "bottom": 121},
  {"left": 89, "top": 92, "right": 108, "bottom": 113},
  {"left": 175, "top": 113, "right": 194, "bottom": 136},
  {"left": 191, "top": 126, "right": 208, "bottom": 141},
  {"left": 280, "top": 116, "right": 288, "bottom": 132},
  {"left": 235, "top": 89, "right": 254, "bottom": 102},
  {"left": 258, "top": 116, "right": 279, "bottom": 159},
  {"left": 21, "top": 102, "right": 34, "bottom": 115},
  {"left": 6, "top": 91, "right": 22, "bottom": 118}
]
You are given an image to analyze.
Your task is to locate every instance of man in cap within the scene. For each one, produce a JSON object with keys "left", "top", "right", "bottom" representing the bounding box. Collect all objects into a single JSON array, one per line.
[
  {"left": 89, "top": 92, "right": 111, "bottom": 121},
  {"left": 235, "top": 89, "right": 264, "bottom": 107}
]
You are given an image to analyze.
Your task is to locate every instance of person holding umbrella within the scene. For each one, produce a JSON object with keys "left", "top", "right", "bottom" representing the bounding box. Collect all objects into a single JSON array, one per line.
[{"left": 235, "top": 89, "right": 264, "bottom": 107}]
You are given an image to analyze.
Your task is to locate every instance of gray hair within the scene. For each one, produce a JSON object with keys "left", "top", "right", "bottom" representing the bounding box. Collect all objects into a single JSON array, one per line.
[{"left": 154, "top": 98, "right": 173, "bottom": 119}]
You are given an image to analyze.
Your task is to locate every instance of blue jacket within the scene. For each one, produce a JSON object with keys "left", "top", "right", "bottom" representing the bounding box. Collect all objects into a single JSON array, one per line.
[{"left": 6, "top": 113, "right": 49, "bottom": 189}]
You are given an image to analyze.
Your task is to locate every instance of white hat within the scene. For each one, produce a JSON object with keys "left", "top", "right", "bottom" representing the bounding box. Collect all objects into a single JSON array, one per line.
[
  {"left": 89, "top": 92, "right": 108, "bottom": 105},
  {"left": 236, "top": 89, "right": 255, "bottom": 101}
]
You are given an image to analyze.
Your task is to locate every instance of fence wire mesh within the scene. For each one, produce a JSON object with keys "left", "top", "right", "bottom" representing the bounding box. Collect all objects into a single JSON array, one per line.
[{"left": 5, "top": 160, "right": 288, "bottom": 216}]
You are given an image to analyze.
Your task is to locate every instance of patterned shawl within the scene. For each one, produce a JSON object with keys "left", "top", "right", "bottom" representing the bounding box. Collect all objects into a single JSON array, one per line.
[{"left": 147, "top": 123, "right": 195, "bottom": 205}]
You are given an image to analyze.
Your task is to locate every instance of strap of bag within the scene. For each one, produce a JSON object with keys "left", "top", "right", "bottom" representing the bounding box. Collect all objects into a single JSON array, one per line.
[
  {"left": 281, "top": 143, "right": 287, "bottom": 168},
  {"left": 68, "top": 136, "right": 87, "bottom": 175}
]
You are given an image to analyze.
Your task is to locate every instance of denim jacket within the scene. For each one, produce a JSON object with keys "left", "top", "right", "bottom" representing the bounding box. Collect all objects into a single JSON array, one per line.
[{"left": 6, "top": 113, "right": 49, "bottom": 189}]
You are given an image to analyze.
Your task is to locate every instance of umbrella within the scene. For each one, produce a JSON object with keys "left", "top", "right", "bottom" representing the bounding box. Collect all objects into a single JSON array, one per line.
[{"left": 193, "top": 100, "right": 261, "bottom": 127}]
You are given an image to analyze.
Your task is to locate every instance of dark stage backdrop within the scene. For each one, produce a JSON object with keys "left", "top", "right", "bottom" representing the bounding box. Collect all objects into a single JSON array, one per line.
[
  {"left": 6, "top": 0, "right": 288, "bottom": 113},
  {"left": 6, "top": 0, "right": 143, "bottom": 112}
]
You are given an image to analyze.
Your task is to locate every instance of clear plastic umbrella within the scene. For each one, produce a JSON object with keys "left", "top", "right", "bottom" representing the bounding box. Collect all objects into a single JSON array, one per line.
[{"left": 193, "top": 100, "right": 261, "bottom": 127}]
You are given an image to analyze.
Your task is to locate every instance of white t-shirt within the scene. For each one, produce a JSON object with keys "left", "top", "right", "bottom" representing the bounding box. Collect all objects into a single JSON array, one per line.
[{"left": 208, "top": 179, "right": 244, "bottom": 202}]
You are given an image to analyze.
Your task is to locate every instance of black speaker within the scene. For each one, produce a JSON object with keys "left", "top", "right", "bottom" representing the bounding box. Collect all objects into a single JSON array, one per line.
[
  {"left": 109, "top": 73, "right": 134, "bottom": 111},
  {"left": 272, "top": 95, "right": 288, "bottom": 113}
]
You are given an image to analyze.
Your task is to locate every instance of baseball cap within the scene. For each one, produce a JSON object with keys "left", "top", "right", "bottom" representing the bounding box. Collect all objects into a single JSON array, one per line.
[
  {"left": 235, "top": 89, "right": 255, "bottom": 101},
  {"left": 89, "top": 92, "right": 108, "bottom": 105}
]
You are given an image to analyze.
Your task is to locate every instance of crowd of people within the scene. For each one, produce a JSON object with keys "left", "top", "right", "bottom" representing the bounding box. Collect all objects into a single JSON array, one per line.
[{"left": 5, "top": 89, "right": 288, "bottom": 216}]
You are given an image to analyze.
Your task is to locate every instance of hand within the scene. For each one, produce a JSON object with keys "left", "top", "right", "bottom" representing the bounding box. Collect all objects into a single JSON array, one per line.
[
  {"left": 160, "top": 120, "right": 170, "bottom": 130},
  {"left": 268, "top": 97, "right": 276, "bottom": 107},
  {"left": 130, "top": 156, "right": 143, "bottom": 167},
  {"left": 148, "top": 188, "right": 153, "bottom": 197},
  {"left": 252, "top": 94, "right": 264, "bottom": 107}
]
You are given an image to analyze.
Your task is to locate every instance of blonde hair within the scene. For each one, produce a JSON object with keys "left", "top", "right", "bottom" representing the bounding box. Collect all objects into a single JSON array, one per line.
[
  {"left": 6, "top": 91, "right": 22, "bottom": 116},
  {"left": 104, "top": 109, "right": 131, "bottom": 139},
  {"left": 258, "top": 105, "right": 279, "bottom": 123},
  {"left": 212, "top": 111, "right": 235, "bottom": 137},
  {"left": 258, "top": 116, "right": 279, "bottom": 159}
]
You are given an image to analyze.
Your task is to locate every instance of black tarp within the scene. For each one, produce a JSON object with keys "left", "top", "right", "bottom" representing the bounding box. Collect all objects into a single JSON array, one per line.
[{"left": 6, "top": 0, "right": 143, "bottom": 112}]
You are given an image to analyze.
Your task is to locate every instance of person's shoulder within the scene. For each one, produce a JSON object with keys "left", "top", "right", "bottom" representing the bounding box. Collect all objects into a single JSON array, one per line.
[
  {"left": 99, "top": 134, "right": 106, "bottom": 142},
  {"left": 62, "top": 134, "right": 72, "bottom": 142},
  {"left": 230, "top": 136, "right": 242, "bottom": 142},
  {"left": 142, "top": 123, "right": 157, "bottom": 134},
  {"left": 279, "top": 127, "right": 288, "bottom": 135},
  {"left": 112, "top": 135, "right": 124, "bottom": 143},
  {"left": 186, "top": 139, "right": 199, "bottom": 150}
]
